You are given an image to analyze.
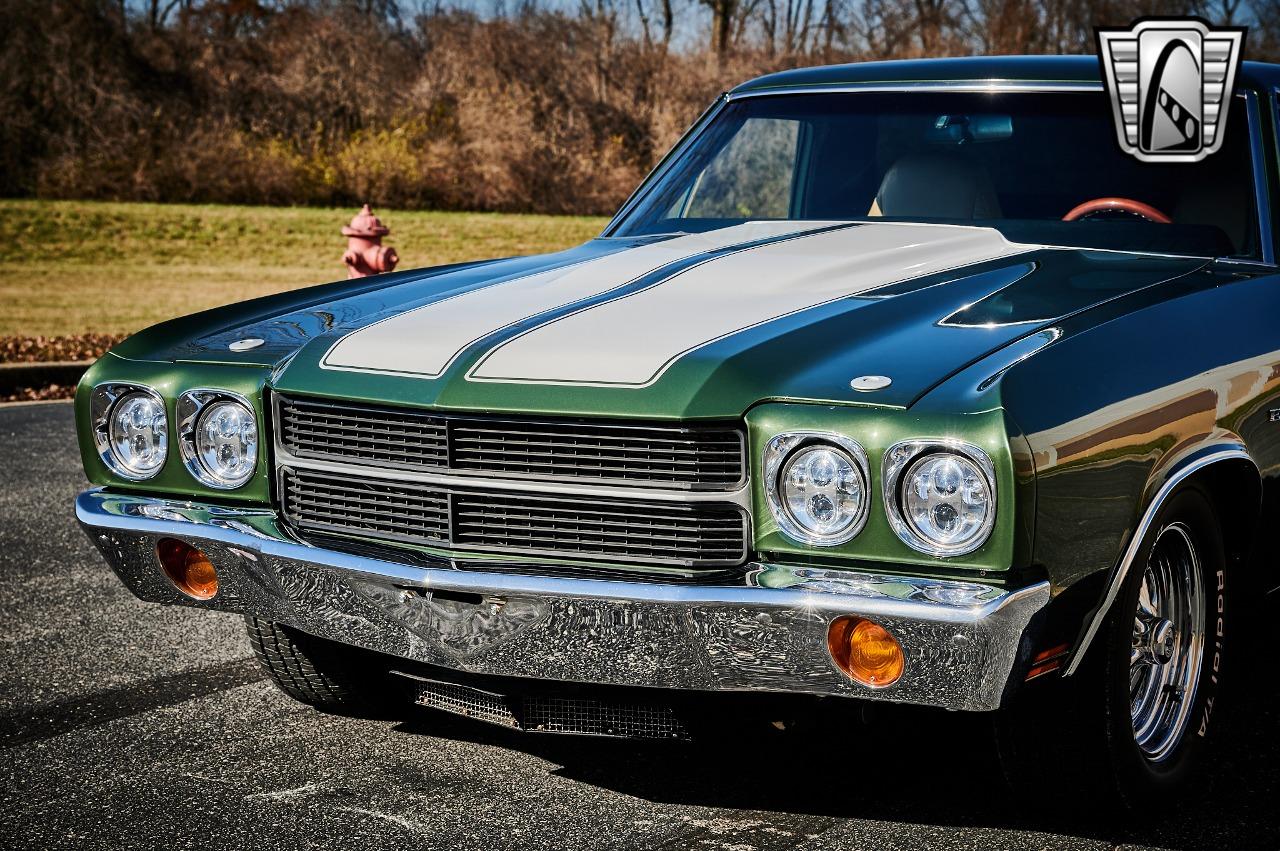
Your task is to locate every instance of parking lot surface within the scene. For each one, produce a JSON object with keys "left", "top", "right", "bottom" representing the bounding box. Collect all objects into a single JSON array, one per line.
[{"left": 2, "top": 401, "right": 1277, "bottom": 850}]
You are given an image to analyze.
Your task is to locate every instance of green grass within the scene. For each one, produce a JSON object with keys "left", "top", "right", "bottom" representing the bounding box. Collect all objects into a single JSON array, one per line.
[{"left": 0, "top": 200, "right": 609, "bottom": 336}]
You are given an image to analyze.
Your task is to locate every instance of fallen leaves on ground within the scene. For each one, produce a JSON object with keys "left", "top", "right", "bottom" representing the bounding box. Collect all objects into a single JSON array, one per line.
[
  {"left": 0, "top": 334, "right": 125, "bottom": 363},
  {"left": 3, "top": 384, "right": 75, "bottom": 402}
]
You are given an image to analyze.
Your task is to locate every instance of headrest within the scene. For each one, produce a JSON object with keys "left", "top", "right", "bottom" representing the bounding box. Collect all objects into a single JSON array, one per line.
[{"left": 872, "top": 153, "right": 1002, "bottom": 219}]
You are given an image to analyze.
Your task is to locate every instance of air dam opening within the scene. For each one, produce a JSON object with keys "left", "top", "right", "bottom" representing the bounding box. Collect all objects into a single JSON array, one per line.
[
  {"left": 827, "top": 616, "right": 904, "bottom": 688},
  {"left": 156, "top": 538, "right": 219, "bottom": 600}
]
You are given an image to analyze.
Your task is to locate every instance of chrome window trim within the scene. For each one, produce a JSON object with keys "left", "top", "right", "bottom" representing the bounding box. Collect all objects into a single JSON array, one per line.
[
  {"left": 605, "top": 82, "right": 1272, "bottom": 264},
  {"left": 90, "top": 382, "right": 168, "bottom": 481},
  {"left": 603, "top": 93, "right": 730, "bottom": 237},
  {"left": 177, "top": 388, "right": 260, "bottom": 490},
  {"left": 726, "top": 80, "right": 1105, "bottom": 98},
  {"left": 881, "top": 439, "right": 997, "bottom": 558},
  {"left": 1245, "top": 90, "right": 1275, "bottom": 265},
  {"left": 762, "top": 431, "right": 871, "bottom": 546},
  {"left": 603, "top": 82, "right": 1104, "bottom": 238},
  {"left": 1261, "top": 85, "right": 1280, "bottom": 265}
]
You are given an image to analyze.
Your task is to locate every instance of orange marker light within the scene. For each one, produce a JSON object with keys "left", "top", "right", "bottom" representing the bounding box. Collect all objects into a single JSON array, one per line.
[
  {"left": 827, "top": 616, "right": 905, "bottom": 688},
  {"left": 156, "top": 538, "right": 219, "bottom": 600}
]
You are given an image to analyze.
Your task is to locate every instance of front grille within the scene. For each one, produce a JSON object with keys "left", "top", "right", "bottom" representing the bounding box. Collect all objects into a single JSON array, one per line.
[
  {"left": 280, "top": 468, "right": 748, "bottom": 568},
  {"left": 280, "top": 469, "right": 450, "bottom": 546},
  {"left": 277, "top": 395, "right": 745, "bottom": 490},
  {"left": 278, "top": 395, "right": 448, "bottom": 471}
]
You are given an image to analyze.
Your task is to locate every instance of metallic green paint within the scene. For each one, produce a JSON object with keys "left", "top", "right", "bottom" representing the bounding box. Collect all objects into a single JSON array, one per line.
[
  {"left": 74, "top": 57, "right": 1280, "bottom": 613},
  {"left": 76, "top": 244, "right": 1219, "bottom": 585},
  {"left": 996, "top": 263, "right": 1280, "bottom": 593},
  {"left": 746, "top": 402, "right": 1021, "bottom": 575},
  {"left": 269, "top": 248, "right": 1203, "bottom": 421},
  {"left": 76, "top": 354, "right": 274, "bottom": 504}
]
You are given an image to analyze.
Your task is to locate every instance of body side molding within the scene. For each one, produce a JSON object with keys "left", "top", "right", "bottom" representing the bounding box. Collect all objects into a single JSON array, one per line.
[{"left": 1062, "top": 444, "right": 1258, "bottom": 676}]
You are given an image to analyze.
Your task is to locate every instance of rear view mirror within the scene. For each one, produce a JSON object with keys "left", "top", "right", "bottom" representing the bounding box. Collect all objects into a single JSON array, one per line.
[{"left": 926, "top": 114, "right": 1013, "bottom": 144}]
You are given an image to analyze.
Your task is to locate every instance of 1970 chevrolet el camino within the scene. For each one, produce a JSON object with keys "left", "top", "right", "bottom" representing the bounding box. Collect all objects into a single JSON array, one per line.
[{"left": 75, "top": 55, "right": 1280, "bottom": 807}]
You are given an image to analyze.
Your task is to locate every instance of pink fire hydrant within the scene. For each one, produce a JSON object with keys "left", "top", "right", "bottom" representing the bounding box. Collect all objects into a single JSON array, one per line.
[{"left": 342, "top": 204, "right": 399, "bottom": 278}]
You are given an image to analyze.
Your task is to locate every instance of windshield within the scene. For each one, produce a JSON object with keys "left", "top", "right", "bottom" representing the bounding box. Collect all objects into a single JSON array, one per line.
[{"left": 610, "top": 91, "right": 1259, "bottom": 258}]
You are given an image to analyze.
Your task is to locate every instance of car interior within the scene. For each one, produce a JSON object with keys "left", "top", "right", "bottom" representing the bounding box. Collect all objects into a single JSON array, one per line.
[{"left": 621, "top": 91, "right": 1260, "bottom": 259}]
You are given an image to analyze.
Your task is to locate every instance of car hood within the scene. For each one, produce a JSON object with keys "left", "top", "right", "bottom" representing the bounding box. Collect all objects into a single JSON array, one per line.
[{"left": 130, "top": 221, "right": 1208, "bottom": 419}]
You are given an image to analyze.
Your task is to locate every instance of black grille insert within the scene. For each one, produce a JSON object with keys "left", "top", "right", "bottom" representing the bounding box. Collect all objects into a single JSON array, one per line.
[
  {"left": 276, "top": 395, "right": 745, "bottom": 490},
  {"left": 280, "top": 468, "right": 748, "bottom": 568},
  {"left": 405, "top": 675, "right": 690, "bottom": 740}
]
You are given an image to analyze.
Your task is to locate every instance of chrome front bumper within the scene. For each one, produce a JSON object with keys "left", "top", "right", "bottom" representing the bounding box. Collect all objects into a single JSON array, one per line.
[{"left": 77, "top": 489, "right": 1049, "bottom": 712}]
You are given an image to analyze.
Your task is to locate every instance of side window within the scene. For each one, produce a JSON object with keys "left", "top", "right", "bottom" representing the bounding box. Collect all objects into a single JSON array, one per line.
[{"left": 679, "top": 118, "right": 800, "bottom": 219}]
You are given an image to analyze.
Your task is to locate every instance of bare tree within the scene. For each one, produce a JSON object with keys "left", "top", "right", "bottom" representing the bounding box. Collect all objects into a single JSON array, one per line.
[{"left": 699, "top": 0, "right": 738, "bottom": 54}]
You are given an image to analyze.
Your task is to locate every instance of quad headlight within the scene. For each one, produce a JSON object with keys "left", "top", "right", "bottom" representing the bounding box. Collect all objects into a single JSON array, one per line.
[
  {"left": 92, "top": 385, "right": 169, "bottom": 480},
  {"left": 177, "top": 390, "right": 259, "bottom": 489},
  {"left": 883, "top": 441, "right": 996, "bottom": 557},
  {"left": 764, "top": 433, "right": 870, "bottom": 546}
]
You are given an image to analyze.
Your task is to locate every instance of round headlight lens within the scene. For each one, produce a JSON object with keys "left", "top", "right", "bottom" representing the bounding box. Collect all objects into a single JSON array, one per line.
[
  {"left": 193, "top": 400, "right": 258, "bottom": 487},
  {"left": 901, "top": 452, "right": 993, "bottom": 554},
  {"left": 107, "top": 392, "right": 167, "bottom": 478},
  {"left": 779, "top": 445, "right": 867, "bottom": 543}
]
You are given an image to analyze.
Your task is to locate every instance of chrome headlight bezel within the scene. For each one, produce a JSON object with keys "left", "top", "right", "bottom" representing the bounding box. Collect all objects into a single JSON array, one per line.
[
  {"left": 91, "top": 383, "right": 168, "bottom": 481},
  {"left": 882, "top": 439, "right": 997, "bottom": 557},
  {"left": 177, "top": 389, "right": 260, "bottom": 489},
  {"left": 763, "top": 431, "right": 871, "bottom": 547}
]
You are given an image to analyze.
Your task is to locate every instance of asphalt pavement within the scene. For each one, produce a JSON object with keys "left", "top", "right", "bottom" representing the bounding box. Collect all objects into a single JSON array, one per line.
[{"left": 2, "top": 401, "right": 1277, "bottom": 850}]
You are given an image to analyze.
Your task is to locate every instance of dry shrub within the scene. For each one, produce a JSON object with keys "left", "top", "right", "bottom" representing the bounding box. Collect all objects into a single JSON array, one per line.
[{"left": 0, "top": 0, "right": 1239, "bottom": 215}]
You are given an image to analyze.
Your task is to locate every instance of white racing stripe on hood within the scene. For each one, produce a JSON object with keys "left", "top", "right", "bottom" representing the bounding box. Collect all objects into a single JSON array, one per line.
[
  {"left": 468, "top": 223, "right": 1035, "bottom": 387},
  {"left": 320, "top": 220, "right": 829, "bottom": 378}
]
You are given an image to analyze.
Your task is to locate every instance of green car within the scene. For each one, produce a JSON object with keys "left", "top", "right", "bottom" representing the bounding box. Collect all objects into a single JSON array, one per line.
[{"left": 76, "top": 56, "right": 1280, "bottom": 807}]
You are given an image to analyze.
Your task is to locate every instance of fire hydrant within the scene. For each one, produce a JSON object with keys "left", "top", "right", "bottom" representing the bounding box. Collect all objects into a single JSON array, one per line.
[{"left": 342, "top": 204, "right": 399, "bottom": 278}]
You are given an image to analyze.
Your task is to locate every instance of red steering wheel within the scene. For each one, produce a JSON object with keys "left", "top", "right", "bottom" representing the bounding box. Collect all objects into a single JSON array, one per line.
[{"left": 1062, "top": 197, "right": 1172, "bottom": 223}]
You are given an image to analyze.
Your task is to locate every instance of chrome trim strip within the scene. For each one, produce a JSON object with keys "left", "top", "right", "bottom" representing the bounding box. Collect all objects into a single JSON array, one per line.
[
  {"left": 762, "top": 431, "right": 871, "bottom": 546},
  {"left": 1261, "top": 87, "right": 1280, "bottom": 265},
  {"left": 77, "top": 488, "right": 1050, "bottom": 711},
  {"left": 603, "top": 82, "right": 1103, "bottom": 238},
  {"left": 603, "top": 93, "right": 730, "bottom": 237},
  {"left": 274, "top": 446, "right": 754, "bottom": 510},
  {"left": 277, "top": 464, "right": 752, "bottom": 569},
  {"left": 607, "top": 81, "right": 1274, "bottom": 265},
  {"left": 1063, "top": 446, "right": 1257, "bottom": 677},
  {"left": 726, "top": 80, "right": 1105, "bottom": 98},
  {"left": 1246, "top": 91, "right": 1274, "bottom": 265},
  {"left": 271, "top": 393, "right": 749, "bottom": 493}
]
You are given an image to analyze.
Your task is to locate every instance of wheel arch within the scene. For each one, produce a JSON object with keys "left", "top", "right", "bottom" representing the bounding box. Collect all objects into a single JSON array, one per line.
[{"left": 1062, "top": 444, "right": 1261, "bottom": 677}]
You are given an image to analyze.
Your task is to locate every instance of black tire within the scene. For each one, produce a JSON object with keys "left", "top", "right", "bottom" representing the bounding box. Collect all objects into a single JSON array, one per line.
[
  {"left": 246, "top": 617, "right": 408, "bottom": 717},
  {"left": 997, "top": 486, "right": 1227, "bottom": 812}
]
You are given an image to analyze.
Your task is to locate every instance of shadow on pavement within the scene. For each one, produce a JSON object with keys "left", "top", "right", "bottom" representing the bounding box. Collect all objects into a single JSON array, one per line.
[{"left": 387, "top": 629, "right": 1280, "bottom": 851}]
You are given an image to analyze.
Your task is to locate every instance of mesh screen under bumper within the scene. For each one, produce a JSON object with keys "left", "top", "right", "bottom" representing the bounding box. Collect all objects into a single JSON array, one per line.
[
  {"left": 407, "top": 676, "right": 690, "bottom": 740},
  {"left": 276, "top": 394, "right": 745, "bottom": 490},
  {"left": 280, "top": 468, "right": 749, "bottom": 568}
]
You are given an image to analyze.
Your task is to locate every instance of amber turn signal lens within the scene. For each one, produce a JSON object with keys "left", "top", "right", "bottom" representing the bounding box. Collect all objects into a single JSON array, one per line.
[
  {"left": 827, "top": 616, "right": 904, "bottom": 688},
  {"left": 156, "top": 538, "right": 219, "bottom": 600}
]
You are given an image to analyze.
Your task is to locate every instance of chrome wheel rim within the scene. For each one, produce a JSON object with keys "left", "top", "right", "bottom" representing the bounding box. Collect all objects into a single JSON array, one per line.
[{"left": 1129, "top": 522, "right": 1205, "bottom": 763}]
